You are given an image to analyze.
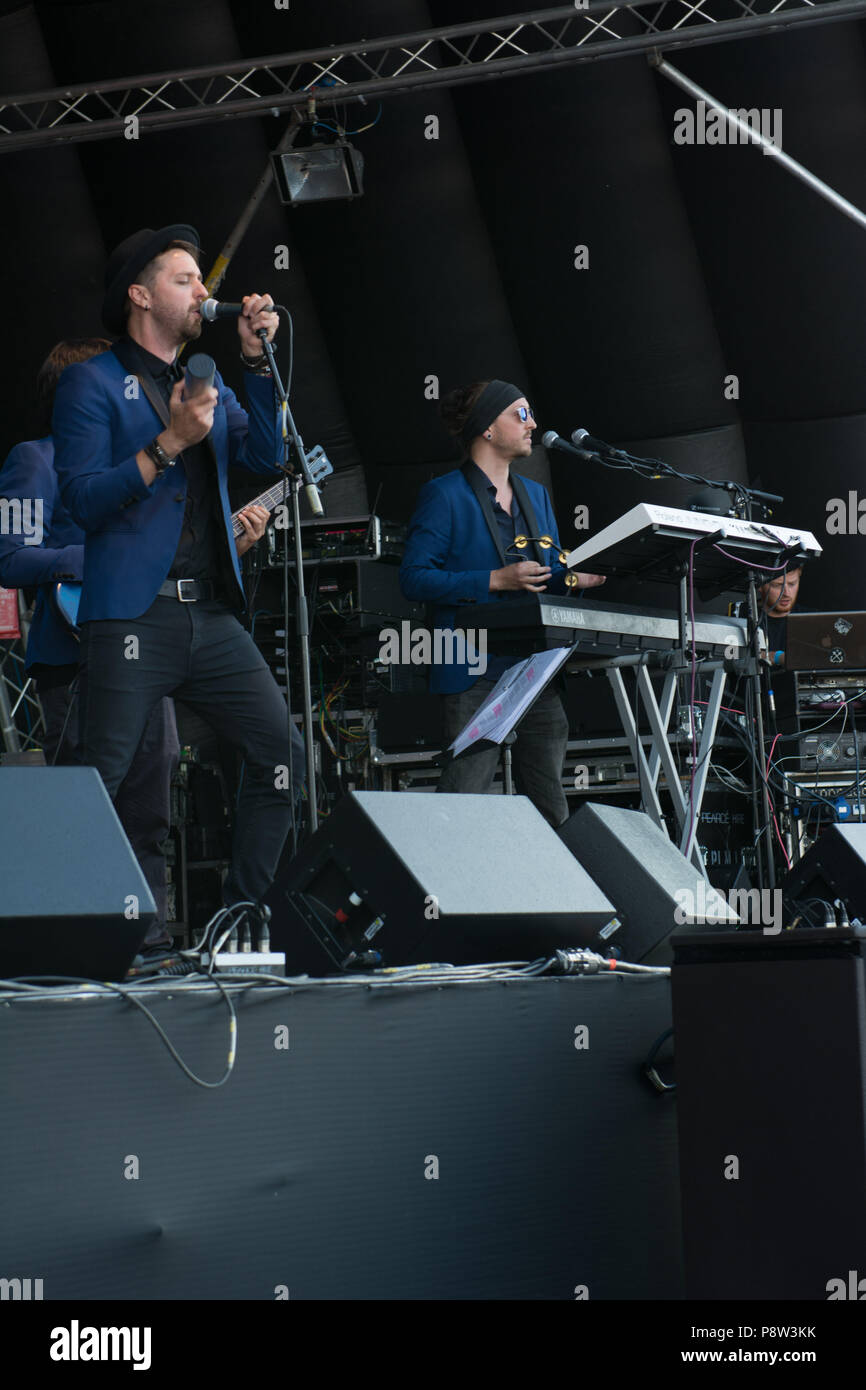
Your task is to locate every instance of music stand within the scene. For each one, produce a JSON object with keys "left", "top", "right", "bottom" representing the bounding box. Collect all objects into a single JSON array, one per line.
[{"left": 438, "top": 646, "right": 573, "bottom": 790}]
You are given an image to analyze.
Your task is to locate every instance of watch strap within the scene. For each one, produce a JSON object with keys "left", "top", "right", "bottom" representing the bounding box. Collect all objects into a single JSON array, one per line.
[{"left": 145, "top": 438, "right": 176, "bottom": 473}]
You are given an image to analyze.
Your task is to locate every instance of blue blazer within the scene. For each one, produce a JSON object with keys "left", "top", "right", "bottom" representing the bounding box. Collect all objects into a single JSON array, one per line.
[
  {"left": 52, "top": 348, "right": 281, "bottom": 623},
  {"left": 400, "top": 466, "right": 567, "bottom": 693},
  {"left": 0, "top": 437, "right": 84, "bottom": 669}
]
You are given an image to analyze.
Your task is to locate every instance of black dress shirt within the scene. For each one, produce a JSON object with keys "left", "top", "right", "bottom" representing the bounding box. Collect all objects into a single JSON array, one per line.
[
  {"left": 119, "top": 337, "right": 229, "bottom": 585},
  {"left": 466, "top": 462, "right": 533, "bottom": 680},
  {"left": 466, "top": 462, "right": 530, "bottom": 569}
]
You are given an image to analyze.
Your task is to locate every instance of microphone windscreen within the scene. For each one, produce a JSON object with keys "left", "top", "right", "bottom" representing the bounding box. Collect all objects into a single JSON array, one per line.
[{"left": 184, "top": 353, "right": 216, "bottom": 397}]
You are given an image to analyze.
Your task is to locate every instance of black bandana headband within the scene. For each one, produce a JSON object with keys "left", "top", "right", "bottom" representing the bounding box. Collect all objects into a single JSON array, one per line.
[{"left": 460, "top": 380, "right": 524, "bottom": 447}]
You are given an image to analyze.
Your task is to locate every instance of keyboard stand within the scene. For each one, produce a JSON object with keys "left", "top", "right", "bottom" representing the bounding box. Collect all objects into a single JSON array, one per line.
[
  {"left": 571, "top": 651, "right": 725, "bottom": 877},
  {"left": 567, "top": 507, "right": 818, "bottom": 890},
  {"left": 569, "top": 516, "right": 789, "bottom": 881},
  {"left": 571, "top": 539, "right": 749, "bottom": 880}
]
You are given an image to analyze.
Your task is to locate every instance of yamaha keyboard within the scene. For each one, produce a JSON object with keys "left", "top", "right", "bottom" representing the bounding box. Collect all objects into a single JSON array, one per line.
[
  {"left": 565, "top": 503, "right": 822, "bottom": 592},
  {"left": 459, "top": 594, "right": 755, "bottom": 659}
]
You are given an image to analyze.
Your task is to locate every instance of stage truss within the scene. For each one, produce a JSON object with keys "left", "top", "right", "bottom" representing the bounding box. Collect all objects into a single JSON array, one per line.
[{"left": 1, "top": 0, "right": 865, "bottom": 153}]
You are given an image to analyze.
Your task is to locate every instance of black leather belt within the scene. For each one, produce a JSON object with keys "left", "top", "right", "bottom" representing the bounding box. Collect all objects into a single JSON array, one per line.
[{"left": 158, "top": 579, "right": 218, "bottom": 602}]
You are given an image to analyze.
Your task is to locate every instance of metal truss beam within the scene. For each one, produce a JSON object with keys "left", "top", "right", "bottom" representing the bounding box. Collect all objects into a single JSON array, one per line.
[
  {"left": 655, "top": 55, "right": 866, "bottom": 229},
  {"left": 1, "top": 0, "right": 865, "bottom": 154}
]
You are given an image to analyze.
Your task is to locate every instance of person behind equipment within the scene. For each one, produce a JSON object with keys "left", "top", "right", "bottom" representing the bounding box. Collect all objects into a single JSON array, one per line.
[{"left": 400, "top": 377, "right": 604, "bottom": 827}]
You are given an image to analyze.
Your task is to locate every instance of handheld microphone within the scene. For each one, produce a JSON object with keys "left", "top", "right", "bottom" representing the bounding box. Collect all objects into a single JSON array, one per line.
[
  {"left": 542, "top": 430, "right": 596, "bottom": 461},
  {"left": 200, "top": 298, "right": 275, "bottom": 322},
  {"left": 183, "top": 353, "right": 215, "bottom": 398},
  {"left": 199, "top": 298, "right": 244, "bottom": 321}
]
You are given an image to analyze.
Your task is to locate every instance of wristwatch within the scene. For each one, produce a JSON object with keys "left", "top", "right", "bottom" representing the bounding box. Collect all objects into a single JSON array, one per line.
[{"left": 144, "top": 438, "right": 177, "bottom": 474}]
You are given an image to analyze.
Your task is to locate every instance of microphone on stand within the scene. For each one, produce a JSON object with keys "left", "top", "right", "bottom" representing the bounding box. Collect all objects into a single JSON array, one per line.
[
  {"left": 200, "top": 298, "right": 249, "bottom": 321},
  {"left": 200, "top": 297, "right": 278, "bottom": 321},
  {"left": 571, "top": 428, "right": 631, "bottom": 460},
  {"left": 202, "top": 297, "right": 324, "bottom": 516},
  {"left": 541, "top": 430, "right": 598, "bottom": 461},
  {"left": 303, "top": 476, "right": 324, "bottom": 517}
]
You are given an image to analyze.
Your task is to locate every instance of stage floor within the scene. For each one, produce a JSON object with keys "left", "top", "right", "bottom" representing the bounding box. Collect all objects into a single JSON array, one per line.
[{"left": 0, "top": 967, "right": 680, "bottom": 1300}]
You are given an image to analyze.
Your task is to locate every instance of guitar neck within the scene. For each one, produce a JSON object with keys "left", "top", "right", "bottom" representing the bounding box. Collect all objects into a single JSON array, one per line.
[{"left": 230, "top": 479, "right": 289, "bottom": 537}]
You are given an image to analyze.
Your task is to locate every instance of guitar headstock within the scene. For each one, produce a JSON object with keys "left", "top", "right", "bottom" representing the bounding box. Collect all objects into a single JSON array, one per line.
[{"left": 305, "top": 444, "right": 334, "bottom": 488}]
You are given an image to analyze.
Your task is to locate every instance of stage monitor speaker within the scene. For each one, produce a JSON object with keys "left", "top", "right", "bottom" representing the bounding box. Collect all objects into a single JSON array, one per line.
[
  {"left": 557, "top": 802, "right": 738, "bottom": 964},
  {"left": 0, "top": 766, "right": 156, "bottom": 981},
  {"left": 266, "top": 791, "right": 616, "bottom": 972},
  {"left": 781, "top": 823, "right": 866, "bottom": 919},
  {"left": 671, "top": 925, "right": 866, "bottom": 1297}
]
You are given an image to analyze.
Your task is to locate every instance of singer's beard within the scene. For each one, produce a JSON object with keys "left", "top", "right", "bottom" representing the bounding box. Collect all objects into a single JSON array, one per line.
[
  {"left": 509, "top": 438, "right": 533, "bottom": 459},
  {"left": 154, "top": 305, "right": 203, "bottom": 345}
]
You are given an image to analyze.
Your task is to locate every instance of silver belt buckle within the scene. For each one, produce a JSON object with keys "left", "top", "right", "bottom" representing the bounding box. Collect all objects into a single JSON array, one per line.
[{"left": 176, "top": 579, "right": 197, "bottom": 602}]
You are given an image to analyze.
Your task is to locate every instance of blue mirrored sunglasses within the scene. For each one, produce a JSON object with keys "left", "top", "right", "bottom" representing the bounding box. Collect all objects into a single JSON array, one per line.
[{"left": 516, "top": 405, "right": 532, "bottom": 422}]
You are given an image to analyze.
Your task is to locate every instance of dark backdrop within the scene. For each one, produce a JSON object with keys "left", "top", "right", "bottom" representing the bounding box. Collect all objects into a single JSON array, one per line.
[{"left": 1, "top": 0, "right": 864, "bottom": 608}]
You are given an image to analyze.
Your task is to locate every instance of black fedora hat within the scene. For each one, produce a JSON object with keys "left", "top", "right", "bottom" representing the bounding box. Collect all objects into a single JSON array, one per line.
[{"left": 102, "top": 224, "right": 200, "bottom": 336}]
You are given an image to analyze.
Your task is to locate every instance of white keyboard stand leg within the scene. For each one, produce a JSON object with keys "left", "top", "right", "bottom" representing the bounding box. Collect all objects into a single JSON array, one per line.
[
  {"left": 605, "top": 659, "right": 727, "bottom": 880},
  {"left": 605, "top": 665, "right": 669, "bottom": 834},
  {"left": 679, "top": 667, "right": 726, "bottom": 867}
]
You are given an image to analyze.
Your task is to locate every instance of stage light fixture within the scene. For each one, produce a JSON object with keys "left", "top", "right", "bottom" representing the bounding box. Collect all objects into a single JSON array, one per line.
[{"left": 272, "top": 141, "right": 364, "bottom": 205}]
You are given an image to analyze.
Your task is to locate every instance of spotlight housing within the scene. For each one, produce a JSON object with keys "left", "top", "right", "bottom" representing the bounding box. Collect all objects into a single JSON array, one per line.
[{"left": 272, "top": 141, "right": 364, "bottom": 205}]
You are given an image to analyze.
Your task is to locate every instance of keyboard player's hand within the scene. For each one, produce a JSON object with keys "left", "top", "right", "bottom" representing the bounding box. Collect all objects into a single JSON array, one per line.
[
  {"left": 573, "top": 572, "right": 606, "bottom": 589},
  {"left": 491, "top": 561, "right": 552, "bottom": 593}
]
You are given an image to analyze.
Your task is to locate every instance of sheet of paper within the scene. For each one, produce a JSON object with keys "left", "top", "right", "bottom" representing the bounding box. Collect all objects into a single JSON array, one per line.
[{"left": 449, "top": 645, "right": 572, "bottom": 757}]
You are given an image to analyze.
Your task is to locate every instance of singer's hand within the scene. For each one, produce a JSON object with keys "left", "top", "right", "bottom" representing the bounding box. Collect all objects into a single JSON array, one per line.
[
  {"left": 161, "top": 378, "right": 217, "bottom": 454},
  {"left": 490, "top": 561, "right": 552, "bottom": 593},
  {"left": 573, "top": 571, "right": 606, "bottom": 589},
  {"left": 238, "top": 293, "right": 278, "bottom": 355},
  {"left": 235, "top": 504, "right": 270, "bottom": 558}
]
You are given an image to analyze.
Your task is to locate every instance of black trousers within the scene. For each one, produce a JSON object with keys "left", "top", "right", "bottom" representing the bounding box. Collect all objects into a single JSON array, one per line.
[
  {"left": 37, "top": 679, "right": 180, "bottom": 945},
  {"left": 437, "top": 678, "right": 570, "bottom": 828},
  {"left": 78, "top": 596, "right": 305, "bottom": 909}
]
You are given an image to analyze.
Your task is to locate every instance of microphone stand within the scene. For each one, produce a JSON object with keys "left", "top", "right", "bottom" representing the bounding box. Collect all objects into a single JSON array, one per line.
[
  {"left": 743, "top": 564, "right": 773, "bottom": 890},
  {"left": 693, "top": 487, "right": 784, "bottom": 892},
  {"left": 257, "top": 327, "right": 320, "bottom": 834}
]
